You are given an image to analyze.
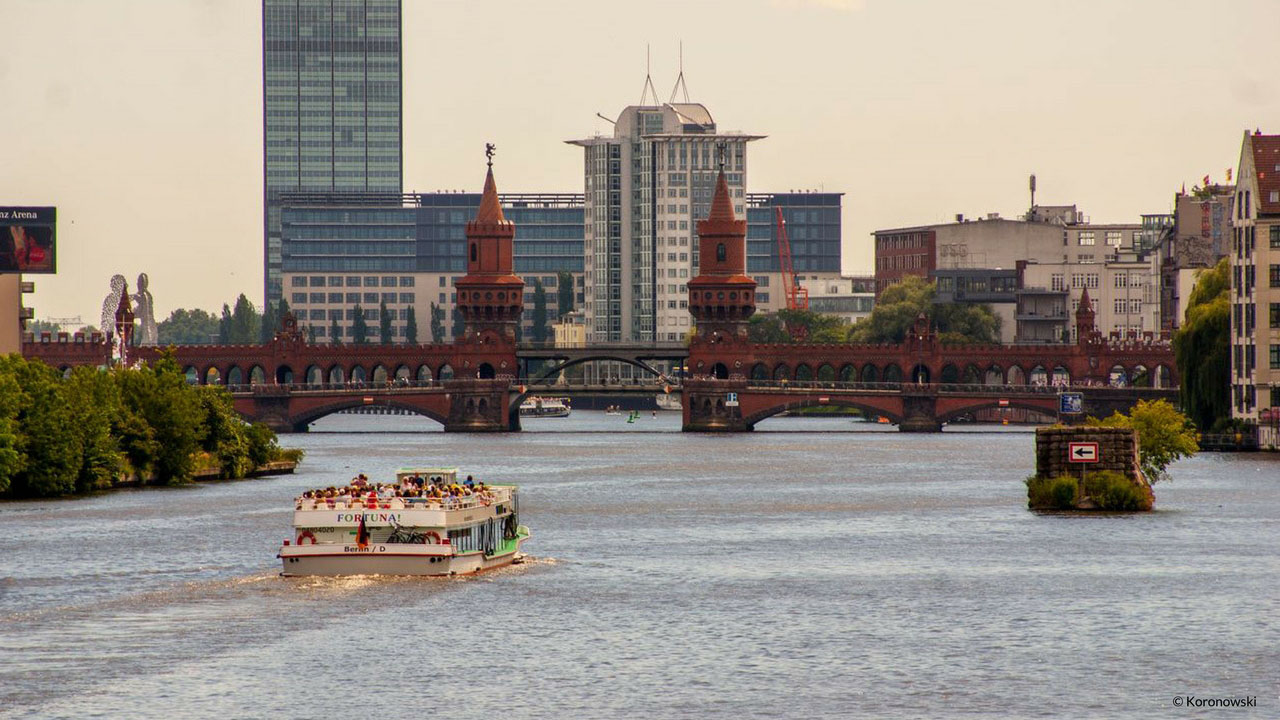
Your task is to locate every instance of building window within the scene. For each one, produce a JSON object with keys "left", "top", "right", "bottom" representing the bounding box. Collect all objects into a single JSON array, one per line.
[
  {"left": 328, "top": 293, "right": 342, "bottom": 303},
  {"left": 1129, "top": 299, "right": 1142, "bottom": 314},
  {"left": 1271, "top": 264, "right": 1280, "bottom": 288},
  {"left": 310, "top": 293, "right": 325, "bottom": 303},
  {"left": 1272, "top": 344, "right": 1280, "bottom": 370},
  {"left": 1078, "top": 231, "right": 1095, "bottom": 246},
  {"left": 716, "top": 243, "right": 726, "bottom": 262},
  {"left": 291, "top": 293, "right": 306, "bottom": 304},
  {"left": 399, "top": 293, "right": 414, "bottom": 304},
  {"left": 1087, "top": 274, "right": 1099, "bottom": 289},
  {"left": 1271, "top": 191, "right": 1280, "bottom": 204},
  {"left": 1105, "top": 231, "right": 1122, "bottom": 247},
  {"left": 1051, "top": 274, "right": 1064, "bottom": 291},
  {"left": 291, "top": 277, "right": 306, "bottom": 287},
  {"left": 364, "top": 293, "right": 377, "bottom": 304},
  {"left": 1271, "top": 303, "right": 1280, "bottom": 328},
  {"left": 1114, "top": 274, "right": 1128, "bottom": 288},
  {"left": 1271, "top": 226, "right": 1280, "bottom": 249},
  {"left": 1114, "top": 299, "right": 1125, "bottom": 314},
  {"left": 400, "top": 277, "right": 414, "bottom": 287}
]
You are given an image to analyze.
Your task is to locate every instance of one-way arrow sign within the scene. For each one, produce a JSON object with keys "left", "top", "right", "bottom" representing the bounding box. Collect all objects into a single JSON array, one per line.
[{"left": 1068, "top": 442, "right": 1099, "bottom": 463}]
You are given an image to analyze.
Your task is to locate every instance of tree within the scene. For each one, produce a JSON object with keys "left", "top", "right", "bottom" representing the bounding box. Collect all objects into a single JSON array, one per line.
[
  {"left": 330, "top": 315, "right": 343, "bottom": 345},
  {"left": 1173, "top": 258, "right": 1229, "bottom": 430},
  {"left": 0, "top": 355, "right": 79, "bottom": 497},
  {"left": 430, "top": 303, "right": 445, "bottom": 343},
  {"left": 531, "top": 279, "right": 549, "bottom": 343},
  {"left": 747, "top": 309, "right": 849, "bottom": 344},
  {"left": 379, "top": 301, "right": 393, "bottom": 344},
  {"left": 1089, "top": 399, "right": 1199, "bottom": 483},
  {"left": 117, "top": 354, "right": 206, "bottom": 484},
  {"left": 556, "top": 271, "right": 575, "bottom": 319},
  {"left": 158, "top": 308, "right": 219, "bottom": 345},
  {"left": 405, "top": 306, "right": 418, "bottom": 344},
  {"left": 451, "top": 306, "right": 464, "bottom": 340},
  {"left": 218, "top": 304, "right": 232, "bottom": 344},
  {"left": 229, "top": 294, "right": 260, "bottom": 344},
  {"left": 848, "top": 276, "right": 1000, "bottom": 344},
  {"left": 196, "top": 386, "right": 253, "bottom": 479},
  {"left": 260, "top": 300, "right": 276, "bottom": 344},
  {"left": 64, "top": 366, "right": 124, "bottom": 492},
  {"left": 352, "top": 304, "right": 369, "bottom": 344},
  {"left": 24, "top": 319, "right": 61, "bottom": 336},
  {"left": 307, "top": 325, "right": 317, "bottom": 344},
  {"left": 0, "top": 369, "right": 27, "bottom": 493}
]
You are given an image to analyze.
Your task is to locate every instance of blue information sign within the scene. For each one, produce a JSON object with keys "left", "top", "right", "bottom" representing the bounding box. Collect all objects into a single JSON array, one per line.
[{"left": 1059, "top": 392, "right": 1083, "bottom": 415}]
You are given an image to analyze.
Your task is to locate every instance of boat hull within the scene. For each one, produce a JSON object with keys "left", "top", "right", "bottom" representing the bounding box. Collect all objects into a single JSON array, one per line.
[{"left": 279, "top": 534, "right": 529, "bottom": 577}]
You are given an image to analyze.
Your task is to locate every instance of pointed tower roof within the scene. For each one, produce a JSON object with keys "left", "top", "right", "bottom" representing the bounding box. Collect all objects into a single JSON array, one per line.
[
  {"left": 1078, "top": 287, "right": 1093, "bottom": 314},
  {"left": 474, "top": 167, "right": 507, "bottom": 225},
  {"left": 707, "top": 169, "right": 736, "bottom": 224}
]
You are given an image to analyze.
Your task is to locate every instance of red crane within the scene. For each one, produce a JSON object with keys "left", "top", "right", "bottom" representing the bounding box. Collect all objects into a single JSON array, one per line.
[
  {"left": 775, "top": 207, "right": 809, "bottom": 312},
  {"left": 775, "top": 207, "right": 809, "bottom": 341}
]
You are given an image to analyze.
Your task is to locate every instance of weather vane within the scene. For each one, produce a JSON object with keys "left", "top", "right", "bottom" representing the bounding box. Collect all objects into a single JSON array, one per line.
[
  {"left": 716, "top": 141, "right": 726, "bottom": 171},
  {"left": 485, "top": 143, "right": 496, "bottom": 168}
]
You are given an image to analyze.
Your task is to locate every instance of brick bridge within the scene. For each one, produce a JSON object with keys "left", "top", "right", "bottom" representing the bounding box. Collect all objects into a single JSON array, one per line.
[{"left": 23, "top": 164, "right": 1178, "bottom": 433}]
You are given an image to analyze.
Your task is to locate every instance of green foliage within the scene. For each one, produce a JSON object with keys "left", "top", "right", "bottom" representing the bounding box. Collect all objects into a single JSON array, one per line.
[
  {"left": 556, "top": 271, "right": 575, "bottom": 319},
  {"left": 429, "top": 303, "right": 445, "bottom": 343},
  {"left": 1084, "top": 470, "right": 1146, "bottom": 511},
  {"left": 451, "top": 306, "right": 464, "bottom": 340},
  {"left": 405, "top": 306, "right": 418, "bottom": 344},
  {"left": 330, "top": 315, "right": 342, "bottom": 345},
  {"left": 1026, "top": 475, "right": 1079, "bottom": 510},
  {"left": 24, "top": 319, "right": 62, "bottom": 336},
  {"left": 0, "top": 355, "right": 79, "bottom": 497},
  {"left": 245, "top": 423, "right": 279, "bottom": 468},
  {"left": 378, "top": 301, "right": 392, "bottom": 344},
  {"left": 531, "top": 280, "right": 549, "bottom": 343},
  {"left": 64, "top": 366, "right": 124, "bottom": 492},
  {"left": 747, "top": 309, "right": 850, "bottom": 344},
  {"left": 158, "top": 308, "right": 219, "bottom": 345},
  {"left": 848, "top": 275, "right": 1001, "bottom": 344},
  {"left": 1087, "top": 399, "right": 1199, "bottom": 483},
  {"left": 117, "top": 354, "right": 206, "bottom": 484},
  {"left": 1173, "top": 258, "right": 1229, "bottom": 430},
  {"left": 0, "top": 370, "right": 25, "bottom": 492},
  {"left": 260, "top": 300, "right": 276, "bottom": 344},
  {"left": 196, "top": 386, "right": 253, "bottom": 479},
  {"left": 218, "top": 304, "right": 232, "bottom": 344},
  {"left": 229, "top": 294, "right": 260, "bottom": 344},
  {"left": 352, "top": 304, "right": 368, "bottom": 344},
  {"left": 308, "top": 325, "right": 317, "bottom": 344}
]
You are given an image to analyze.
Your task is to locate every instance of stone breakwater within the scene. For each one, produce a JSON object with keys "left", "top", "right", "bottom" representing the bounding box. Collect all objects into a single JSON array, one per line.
[{"left": 1032, "top": 425, "right": 1153, "bottom": 510}]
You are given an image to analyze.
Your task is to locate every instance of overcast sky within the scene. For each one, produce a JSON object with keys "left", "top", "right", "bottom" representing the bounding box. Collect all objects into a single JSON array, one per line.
[{"left": 3, "top": 0, "right": 1277, "bottom": 323}]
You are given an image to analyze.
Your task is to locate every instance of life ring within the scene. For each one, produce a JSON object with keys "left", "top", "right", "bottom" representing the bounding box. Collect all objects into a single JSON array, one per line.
[
  {"left": 424, "top": 530, "right": 442, "bottom": 545},
  {"left": 297, "top": 530, "right": 317, "bottom": 545}
]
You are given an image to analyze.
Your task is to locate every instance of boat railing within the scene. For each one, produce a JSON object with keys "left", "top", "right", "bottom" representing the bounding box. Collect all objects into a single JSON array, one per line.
[{"left": 296, "top": 489, "right": 511, "bottom": 512}]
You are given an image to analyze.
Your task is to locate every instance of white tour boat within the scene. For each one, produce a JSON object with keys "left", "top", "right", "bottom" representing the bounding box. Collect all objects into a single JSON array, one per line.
[
  {"left": 278, "top": 468, "right": 530, "bottom": 576},
  {"left": 519, "top": 396, "right": 571, "bottom": 418},
  {"left": 655, "top": 393, "right": 682, "bottom": 411}
]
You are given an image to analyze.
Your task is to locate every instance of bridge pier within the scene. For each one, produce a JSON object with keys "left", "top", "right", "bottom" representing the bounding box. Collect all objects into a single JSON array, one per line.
[
  {"left": 682, "top": 380, "right": 750, "bottom": 432},
  {"left": 443, "top": 379, "right": 512, "bottom": 432},
  {"left": 899, "top": 391, "right": 942, "bottom": 433}
]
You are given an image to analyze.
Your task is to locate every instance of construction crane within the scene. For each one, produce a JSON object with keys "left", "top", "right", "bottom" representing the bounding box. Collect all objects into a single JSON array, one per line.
[{"left": 774, "top": 207, "right": 810, "bottom": 340}]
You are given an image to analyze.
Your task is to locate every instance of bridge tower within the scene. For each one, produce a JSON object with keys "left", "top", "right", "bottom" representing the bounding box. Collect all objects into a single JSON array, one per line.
[
  {"left": 687, "top": 167, "right": 758, "bottom": 350},
  {"left": 684, "top": 166, "right": 758, "bottom": 430},
  {"left": 1075, "top": 287, "right": 1099, "bottom": 345},
  {"left": 456, "top": 161, "right": 524, "bottom": 350}
]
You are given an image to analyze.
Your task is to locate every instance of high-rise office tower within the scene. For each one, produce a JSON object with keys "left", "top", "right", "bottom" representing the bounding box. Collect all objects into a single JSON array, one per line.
[
  {"left": 569, "top": 101, "right": 762, "bottom": 342},
  {"left": 262, "top": 0, "right": 403, "bottom": 308}
]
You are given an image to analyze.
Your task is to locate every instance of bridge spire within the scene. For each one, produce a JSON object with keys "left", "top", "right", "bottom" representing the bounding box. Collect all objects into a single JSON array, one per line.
[
  {"left": 1075, "top": 287, "right": 1097, "bottom": 345},
  {"left": 456, "top": 152, "right": 524, "bottom": 351}
]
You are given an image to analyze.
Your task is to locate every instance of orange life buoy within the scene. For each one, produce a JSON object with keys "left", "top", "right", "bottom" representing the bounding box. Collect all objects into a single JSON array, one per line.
[
  {"left": 424, "top": 530, "right": 441, "bottom": 544},
  {"left": 297, "top": 530, "right": 317, "bottom": 545}
]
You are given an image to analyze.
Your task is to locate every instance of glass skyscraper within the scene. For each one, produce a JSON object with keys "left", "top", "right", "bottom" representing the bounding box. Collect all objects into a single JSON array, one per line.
[{"left": 262, "top": 0, "right": 402, "bottom": 307}]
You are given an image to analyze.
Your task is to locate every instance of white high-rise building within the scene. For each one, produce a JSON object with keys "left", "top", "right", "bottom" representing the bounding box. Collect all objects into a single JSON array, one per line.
[{"left": 569, "top": 103, "right": 763, "bottom": 342}]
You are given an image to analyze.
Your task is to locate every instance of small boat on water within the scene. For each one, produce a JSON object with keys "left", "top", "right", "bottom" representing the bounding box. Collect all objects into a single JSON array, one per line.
[
  {"left": 654, "top": 393, "right": 681, "bottom": 411},
  {"left": 519, "top": 396, "right": 571, "bottom": 418},
  {"left": 278, "top": 467, "right": 530, "bottom": 576}
]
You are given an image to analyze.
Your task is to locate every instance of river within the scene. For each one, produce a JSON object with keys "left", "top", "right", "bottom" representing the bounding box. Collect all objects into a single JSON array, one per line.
[{"left": 2, "top": 412, "right": 1277, "bottom": 718}]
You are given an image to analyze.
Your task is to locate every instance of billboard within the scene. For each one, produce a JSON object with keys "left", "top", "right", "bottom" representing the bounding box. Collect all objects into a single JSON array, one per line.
[{"left": 0, "top": 207, "right": 56, "bottom": 274}]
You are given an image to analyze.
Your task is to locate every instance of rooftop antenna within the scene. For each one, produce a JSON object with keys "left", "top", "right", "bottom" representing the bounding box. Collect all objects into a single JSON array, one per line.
[
  {"left": 669, "top": 41, "right": 691, "bottom": 103},
  {"left": 639, "top": 44, "right": 660, "bottom": 106}
]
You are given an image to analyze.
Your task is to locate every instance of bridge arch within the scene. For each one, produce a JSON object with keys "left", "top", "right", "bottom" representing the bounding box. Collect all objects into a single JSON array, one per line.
[
  {"left": 438, "top": 364, "right": 454, "bottom": 381},
  {"left": 1051, "top": 365, "right": 1071, "bottom": 387},
  {"left": 940, "top": 363, "right": 959, "bottom": 384},
  {"left": 839, "top": 363, "right": 855, "bottom": 382},
  {"left": 861, "top": 363, "right": 878, "bottom": 382},
  {"left": 743, "top": 398, "right": 905, "bottom": 429},
  {"left": 249, "top": 365, "right": 266, "bottom": 385},
  {"left": 227, "top": 366, "right": 244, "bottom": 386},
  {"left": 794, "top": 364, "right": 813, "bottom": 381},
  {"left": 883, "top": 364, "right": 903, "bottom": 383},
  {"left": 773, "top": 363, "right": 791, "bottom": 381},
  {"left": 1006, "top": 365, "right": 1025, "bottom": 386},
  {"left": 1108, "top": 364, "right": 1127, "bottom": 387},
  {"left": 710, "top": 362, "right": 729, "bottom": 379},
  {"left": 984, "top": 365, "right": 1003, "bottom": 385},
  {"left": 204, "top": 366, "right": 221, "bottom": 385},
  {"left": 372, "top": 365, "right": 388, "bottom": 385},
  {"left": 911, "top": 364, "right": 930, "bottom": 383},
  {"left": 417, "top": 364, "right": 433, "bottom": 384},
  {"left": 962, "top": 364, "right": 981, "bottom": 384},
  {"left": 305, "top": 365, "right": 322, "bottom": 386},
  {"left": 1029, "top": 365, "right": 1048, "bottom": 386},
  {"left": 288, "top": 398, "right": 449, "bottom": 430},
  {"left": 528, "top": 354, "right": 666, "bottom": 384},
  {"left": 1155, "top": 364, "right": 1172, "bottom": 389},
  {"left": 276, "top": 365, "right": 294, "bottom": 385},
  {"left": 817, "top": 364, "right": 836, "bottom": 382},
  {"left": 751, "top": 363, "right": 769, "bottom": 381},
  {"left": 351, "top": 365, "right": 367, "bottom": 384},
  {"left": 394, "top": 365, "right": 412, "bottom": 384},
  {"left": 935, "top": 398, "right": 1060, "bottom": 426},
  {"left": 183, "top": 366, "right": 199, "bottom": 384},
  {"left": 328, "top": 365, "right": 345, "bottom": 384},
  {"left": 478, "top": 362, "right": 496, "bottom": 379},
  {"left": 1131, "top": 364, "right": 1150, "bottom": 387}
]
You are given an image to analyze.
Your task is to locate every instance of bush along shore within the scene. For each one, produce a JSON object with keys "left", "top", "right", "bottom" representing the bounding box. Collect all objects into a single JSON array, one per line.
[
  {"left": 0, "top": 353, "right": 302, "bottom": 499},
  {"left": 1026, "top": 399, "right": 1198, "bottom": 513}
]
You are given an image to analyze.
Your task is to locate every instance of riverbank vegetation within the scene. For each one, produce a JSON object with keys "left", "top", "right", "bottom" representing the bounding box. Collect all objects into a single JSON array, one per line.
[
  {"left": 1025, "top": 471, "right": 1147, "bottom": 511},
  {"left": 1172, "top": 258, "right": 1229, "bottom": 431},
  {"left": 0, "top": 354, "right": 301, "bottom": 499},
  {"left": 1085, "top": 399, "right": 1199, "bottom": 483}
]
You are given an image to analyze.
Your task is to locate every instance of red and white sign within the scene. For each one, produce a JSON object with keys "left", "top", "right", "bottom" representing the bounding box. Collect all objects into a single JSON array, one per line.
[
  {"left": 1068, "top": 442, "right": 1099, "bottom": 463},
  {"left": 998, "top": 398, "right": 1009, "bottom": 407}
]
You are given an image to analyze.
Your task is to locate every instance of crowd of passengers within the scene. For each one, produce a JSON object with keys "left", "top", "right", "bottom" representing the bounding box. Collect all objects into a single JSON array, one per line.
[{"left": 300, "top": 473, "right": 494, "bottom": 506}]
